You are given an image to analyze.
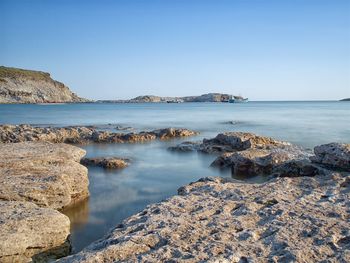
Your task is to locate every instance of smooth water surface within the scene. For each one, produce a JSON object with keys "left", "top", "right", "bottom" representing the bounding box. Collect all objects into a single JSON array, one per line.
[{"left": 1, "top": 101, "right": 349, "bottom": 252}]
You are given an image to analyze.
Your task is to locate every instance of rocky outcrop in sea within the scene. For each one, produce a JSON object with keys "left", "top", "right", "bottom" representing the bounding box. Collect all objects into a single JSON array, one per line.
[
  {"left": 0, "top": 66, "right": 89, "bottom": 104},
  {"left": 0, "top": 124, "right": 199, "bottom": 144},
  {"left": 57, "top": 138, "right": 350, "bottom": 262}
]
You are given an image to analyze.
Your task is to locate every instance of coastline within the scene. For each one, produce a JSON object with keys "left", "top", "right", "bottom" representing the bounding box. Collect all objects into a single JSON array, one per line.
[{"left": 0, "top": 124, "right": 349, "bottom": 261}]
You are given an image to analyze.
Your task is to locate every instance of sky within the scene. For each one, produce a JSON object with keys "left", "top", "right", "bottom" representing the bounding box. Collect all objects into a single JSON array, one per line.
[{"left": 1, "top": 0, "right": 350, "bottom": 101}]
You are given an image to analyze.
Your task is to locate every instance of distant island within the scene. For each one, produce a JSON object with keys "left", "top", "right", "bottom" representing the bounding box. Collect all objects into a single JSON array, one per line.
[
  {"left": 0, "top": 66, "right": 89, "bottom": 104},
  {"left": 340, "top": 98, "right": 350, "bottom": 101},
  {"left": 0, "top": 66, "right": 248, "bottom": 104},
  {"left": 98, "top": 94, "right": 248, "bottom": 103}
]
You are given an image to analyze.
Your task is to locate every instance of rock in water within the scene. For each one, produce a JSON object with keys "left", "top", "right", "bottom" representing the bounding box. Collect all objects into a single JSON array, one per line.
[
  {"left": 310, "top": 143, "right": 350, "bottom": 170},
  {"left": 0, "top": 201, "right": 71, "bottom": 262},
  {"left": 0, "top": 66, "right": 89, "bottom": 103},
  {"left": 81, "top": 157, "right": 130, "bottom": 169},
  {"left": 0, "top": 124, "right": 199, "bottom": 144},
  {"left": 0, "top": 142, "right": 89, "bottom": 209}
]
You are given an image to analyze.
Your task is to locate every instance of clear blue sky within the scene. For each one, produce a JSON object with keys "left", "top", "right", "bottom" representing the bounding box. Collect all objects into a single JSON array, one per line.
[{"left": 1, "top": 0, "right": 350, "bottom": 100}]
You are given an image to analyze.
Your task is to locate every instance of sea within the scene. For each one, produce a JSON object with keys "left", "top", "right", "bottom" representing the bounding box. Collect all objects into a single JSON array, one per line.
[{"left": 1, "top": 101, "right": 349, "bottom": 252}]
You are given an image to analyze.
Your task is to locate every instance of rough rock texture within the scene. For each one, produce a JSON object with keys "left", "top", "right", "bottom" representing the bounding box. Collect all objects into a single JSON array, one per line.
[
  {"left": 0, "top": 124, "right": 198, "bottom": 144},
  {"left": 311, "top": 143, "right": 350, "bottom": 170},
  {"left": 211, "top": 147, "right": 315, "bottom": 177},
  {"left": 0, "top": 66, "right": 89, "bottom": 103},
  {"left": 57, "top": 170, "right": 350, "bottom": 263},
  {"left": 0, "top": 142, "right": 89, "bottom": 209},
  {"left": 0, "top": 201, "right": 71, "bottom": 263},
  {"left": 81, "top": 157, "right": 130, "bottom": 169},
  {"left": 169, "top": 132, "right": 291, "bottom": 154}
]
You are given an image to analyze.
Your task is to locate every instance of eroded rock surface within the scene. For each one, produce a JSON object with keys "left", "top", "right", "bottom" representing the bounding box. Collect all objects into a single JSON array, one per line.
[
  {"left": 0, "top": 142, "right": 89, "bottom": 209},
  {"left": 57, "top": 169, "right": 350, "bottom": 262},
  {"left": 0, "top": 201, "right": 71, "bottom": 263},
  {"left": 170, "top": 132, "right": 290, "bottom": 154},
  {"left": 311, "top": 143, "right": 350, "bottom": 170},
  {"left": 81, "top": 157, "right": 130, "bottom": 169},
  {"left": 0, "top": 124, "right": 198, "bottom": 144}
]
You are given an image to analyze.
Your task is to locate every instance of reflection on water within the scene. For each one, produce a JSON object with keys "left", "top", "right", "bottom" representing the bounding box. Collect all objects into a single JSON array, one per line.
[{"left": 1, "top": 101, "right": 349, "bottom": 253}]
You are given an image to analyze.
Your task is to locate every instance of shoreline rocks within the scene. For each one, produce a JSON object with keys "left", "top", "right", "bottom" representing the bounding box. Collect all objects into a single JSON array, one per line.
[
  {"left": 310, "top": 143, "right": 350, "bottom": 170},
  {"left": 0, "top": 124, "right": 199, "bottom": 144},
  {"left": 0, "top": 141, "right": 90, "bottom": 261},
  {"left": 0, "top": 201, "right": 71, "bottom": 263},
  {"left": 56, "top": 137, "right": 350, "bottom": 262},
  {"left": 81, "top": 157, "right": 130, "bottom": 169},
  {"left": 0, "top": 142, "right": 89, "bottom": 209}
]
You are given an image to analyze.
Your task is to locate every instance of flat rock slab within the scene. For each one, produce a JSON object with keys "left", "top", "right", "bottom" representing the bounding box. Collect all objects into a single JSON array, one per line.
[
  {"left": 0, "top": 201, "right": 71, "bottom": 262},
  {"left": 57, "top": 172, "right": 350, "bottom": 262},
  {"left": 81, "top": 157, "right": 130, "bottom": 169},
  {"left": 0, "top": 124, "right": 199, "bottom": 144},
  {"left": 0, "top": 142, "right": 89, "bottom": 209}
]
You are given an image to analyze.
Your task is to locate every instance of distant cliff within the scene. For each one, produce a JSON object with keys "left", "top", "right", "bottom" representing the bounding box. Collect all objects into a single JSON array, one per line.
[
  {"left": 0, "top": 66, "right": 89, "bottom": 104},
  {"left": 98, "top": 93, "right": 235, "bottom": 103},
  {"left": 340, "top": 98, "right": 350, "bottom": 101}
]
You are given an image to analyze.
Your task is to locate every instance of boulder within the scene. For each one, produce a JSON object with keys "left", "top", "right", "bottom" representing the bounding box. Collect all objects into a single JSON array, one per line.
[
  {"left": 81, "top": 157, "right": 130, "bottom": 169},
  {"left": 0, "top": 142, "right": 89, "bottom": 209},
  {"left": 0, "top": 201, "right": 71, "bottom": 262},
  {"left": 310, "top": 143, "right": 350, "bottom": 170},
  {"left": 168, "top": 141, "right": 201, "bottom": 152}
]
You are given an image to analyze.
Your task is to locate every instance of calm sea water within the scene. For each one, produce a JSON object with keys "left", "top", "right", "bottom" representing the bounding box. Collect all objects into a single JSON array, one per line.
[{"left": 1, "top": 101, "right": 349, "bottom": 252}]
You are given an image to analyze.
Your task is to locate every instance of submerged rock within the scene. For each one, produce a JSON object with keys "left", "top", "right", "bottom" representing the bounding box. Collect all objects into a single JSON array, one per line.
[
  {"left": 81, "top": 157, "right": 130, "bottom": 169},
  {"left": 57, "top": 169, "right": 350, "bottom": 262},
  {"left": 0, "top": 124, "right": 198, "bottom": 144},
  {"left": 168, "top": 141, "right": 202, "bottom": 152},
  {"left": 0, "top": 201, "right": 71, "bottom": 263},
  {"left": 0, "top": 142, "right": 89, "bottom": 209},
  {"left": 310, "top": 143, "right": 350, "bottom": 170}
]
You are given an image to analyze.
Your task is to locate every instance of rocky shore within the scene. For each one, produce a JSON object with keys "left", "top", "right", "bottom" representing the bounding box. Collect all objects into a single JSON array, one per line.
[
  {"left": 1, "top": 128, "right": 349, "bottom": 262},
  {"left": 0, "top": 66, "right": 89, "bottom": 104},
  {"left": 0, "top": 124, "right": 198, "bottom": 144},
  {"left": 57, "top": 133, "right": 350, "bottom": 262},
  {"left": 0, "top": 142, "right": 89, "bottom": 262}
]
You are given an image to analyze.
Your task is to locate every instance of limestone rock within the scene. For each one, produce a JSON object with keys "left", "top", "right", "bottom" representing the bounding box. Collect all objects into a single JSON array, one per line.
[
  {"left": 168, "top": 141, "right": 202, "bottom": 152},
  {"left": 211, "top": 147, "right": 313, "bottom": 177},
  {"left": 0, "top": 124, "right": 198, "bottom": 144},
  {"left": 81, "top": 157, "right": 130, "bottom": 169},
  {"left": 0, "top": 201, "right": 71, "bottom": 262},
  {"left": 57, "top": 171, "right": 350, "bottom": 262},
  {"left": 0, "top": 66, "right": 89, "bottom": 103},
  {"left": 0, "top": 142, "right": 89, "bottom": 209},
  {"left": 310, "top": 143, "right": 350, "bottom": 170},
  {"left": 200, "top": 132, "right": 291, "bottom": 153}
]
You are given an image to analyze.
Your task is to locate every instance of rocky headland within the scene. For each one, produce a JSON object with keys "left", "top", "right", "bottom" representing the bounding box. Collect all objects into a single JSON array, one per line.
[
  {"left": 0, "top": 124, "right": 198, "bottom": 144},
  {"left": 57, "top": 134, "right": 350, "bottom": 262},
  {"left": 0, "top": 66, "right": 89, "bottom": 104},
  {"left": 340, "top": 98, "right": 350, "bottom": 101},
  {"left": 0, "top": 142, "right": 89, "bottom": 262},
  {"left": 98, "top": 93, "right": 234, "bottom": 103}
]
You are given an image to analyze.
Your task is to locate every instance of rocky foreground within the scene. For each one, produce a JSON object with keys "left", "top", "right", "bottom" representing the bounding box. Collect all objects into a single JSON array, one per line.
[
  {"left": 0, "top": 142, "right": 89, "bottom": 262},
  {"left": 0, "top": 124, "right": 198, "bottom": 144},
  {"left": 57, "top": 133, "right": 350, "bottom": 262},
  {"left": 0, "top": 66, "right": 89, "bottom": 104}
]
